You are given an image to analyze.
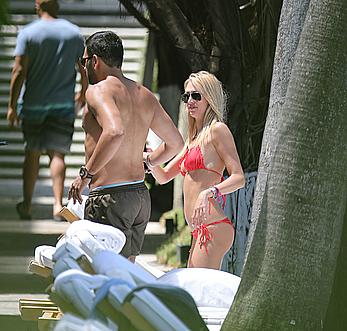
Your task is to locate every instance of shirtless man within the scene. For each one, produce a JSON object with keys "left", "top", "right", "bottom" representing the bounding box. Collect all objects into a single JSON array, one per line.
[{"left": 68, "top": 31, "right": 183, "bottom": 262}]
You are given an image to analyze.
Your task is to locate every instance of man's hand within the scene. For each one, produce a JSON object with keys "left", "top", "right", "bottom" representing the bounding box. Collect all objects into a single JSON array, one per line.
[
  {"left": 7, "top": 107, "right": 19, "bottom": 127},
  {"left": 68, "top": 176, "right": 90, "bottom": 204}
]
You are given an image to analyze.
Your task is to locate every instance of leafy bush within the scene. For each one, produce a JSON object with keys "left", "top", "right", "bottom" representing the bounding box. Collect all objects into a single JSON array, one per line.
[{"left": 156, "top": 208, "right": 192, "bottom": 268}]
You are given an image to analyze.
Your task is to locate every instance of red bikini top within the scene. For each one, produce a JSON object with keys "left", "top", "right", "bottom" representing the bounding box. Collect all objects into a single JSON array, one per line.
[{"left": 178, "top": 145, "right": 222, "bottom": 177}]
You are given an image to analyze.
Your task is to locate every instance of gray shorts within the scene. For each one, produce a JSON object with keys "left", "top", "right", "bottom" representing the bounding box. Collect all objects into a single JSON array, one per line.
[
  {"left": 21, "top": 107, "right": 74, "bottom": 154},
  {"left": 84, "top": 181, "right": 151, "bottom": 257}
]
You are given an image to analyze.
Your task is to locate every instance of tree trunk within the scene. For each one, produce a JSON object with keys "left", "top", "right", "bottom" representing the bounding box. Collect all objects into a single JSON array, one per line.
[
  {"left": 324, "top": 198, "right": 347, "bottom": 331},
  {"left": 223, "top": 0, "right": 347, "bottom": 329},
  {"left": 245, "top": 0, "right": 311, "bottom": 263}
]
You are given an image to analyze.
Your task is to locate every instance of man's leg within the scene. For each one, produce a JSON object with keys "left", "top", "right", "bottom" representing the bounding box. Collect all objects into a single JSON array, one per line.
[
  {"left": 47, "top": 150, "right": 65, "bottom": 217},
  {"left": 18, "top": 149, "right": 41, "bottom": 218}
]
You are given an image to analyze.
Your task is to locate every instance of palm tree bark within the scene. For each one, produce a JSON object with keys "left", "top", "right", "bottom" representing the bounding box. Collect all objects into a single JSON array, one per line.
[
  {"left": 245, "top": 0, "right": 311, "bottom": 263},
  {"left": 222, "top": 0, "right": 347, "bottom": 329},
  {"left": 324, "top": 199, "right": 347, "bottom": 330}
]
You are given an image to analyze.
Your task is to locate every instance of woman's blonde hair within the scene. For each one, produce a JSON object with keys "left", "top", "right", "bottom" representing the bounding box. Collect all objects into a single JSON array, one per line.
[{"left": 184, "top": 71, "right": 226, "bottom": 146}]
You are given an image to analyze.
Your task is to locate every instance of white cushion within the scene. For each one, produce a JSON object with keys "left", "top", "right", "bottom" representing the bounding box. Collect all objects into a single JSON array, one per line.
[
  {"left": 93, "top": 250, "right": 156, "bottom": 285},
  {"left": 55, "top": 313, "right": 114, "bottom": 331},
  {"left": 157, "top": 268, "right": 241, "bottom": 309},
  {"left": 54, "top": 269, "right": 109, "bottom": 317}
]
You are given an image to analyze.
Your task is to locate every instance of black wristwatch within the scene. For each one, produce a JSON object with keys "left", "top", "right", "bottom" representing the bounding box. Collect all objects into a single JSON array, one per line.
[{"left": 79, "top": 166, "right": 93, "bottom": 180}]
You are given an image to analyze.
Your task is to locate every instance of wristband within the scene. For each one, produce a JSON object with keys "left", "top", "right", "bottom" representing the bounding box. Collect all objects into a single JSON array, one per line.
[
  {"left": 79, "top": 166, "right": 93, "bottom": 179},
  {"left": 208, "top": 186, "right": 219, "bottom": 199}
]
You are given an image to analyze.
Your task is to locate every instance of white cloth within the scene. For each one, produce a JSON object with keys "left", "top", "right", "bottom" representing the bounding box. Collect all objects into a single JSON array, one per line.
[
  {"left": 157, "top": 268, "right": 241, "bottom": 309},
  {"left": 34, "top": 245, "right": 56, "bottom": 269},
  {"left": 52, "top": 241, "right": 89, "bottom": 277},
  {"left": 54, "top": 269, "right": 109, "bottom": 318},
  {"left": 66, "top": 195, "right": 88, "bottom": 220},
  {"left": 66, "top": 220, "right": 126, "bottom": 255},
  {"left": 53, "top": 240, "right": 90, "bottom": 263},
  {"left": 198, "top": 307, "right": 229, "bottom": 331},
  {"left": 53, "top": 256, "right": 84, "bottom": 278}
]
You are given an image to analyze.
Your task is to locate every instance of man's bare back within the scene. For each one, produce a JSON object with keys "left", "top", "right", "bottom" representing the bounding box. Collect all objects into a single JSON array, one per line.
[
  {"left": 68, "top": 31, "right": 183, "bottom": 260},
  {"left": 83, "top": 75, "right": 168, "bottom": 189},
  {"left": 81, "top": 74, "right": 182, "bottom": 189}
]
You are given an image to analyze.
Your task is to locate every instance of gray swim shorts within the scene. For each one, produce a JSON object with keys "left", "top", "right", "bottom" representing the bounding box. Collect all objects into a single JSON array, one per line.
[
  {"left": 84, "top": 181, "right": 151, "bottom": 257},
  {"left": 21, "top": 107, "right": 75, "bottom": 154}
]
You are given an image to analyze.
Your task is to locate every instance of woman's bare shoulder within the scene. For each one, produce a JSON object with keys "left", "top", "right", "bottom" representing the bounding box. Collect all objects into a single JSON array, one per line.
[{"left": 211, "top": 122, "right": 232, "bottom": 138}]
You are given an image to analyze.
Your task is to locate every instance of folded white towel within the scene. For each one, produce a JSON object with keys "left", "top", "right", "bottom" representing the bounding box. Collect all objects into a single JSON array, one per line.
[
  {"left": 53, "top": 256, "right": 84, "bottom": 278},
  {"left": 53, "top": 240, "right": 90, "bottom": 263},
  {"left": 68, "top": 230, "right": 105, "bottom": 259},
  {"left": 34, "top": 245, "right": 56, "bottom": 269},
  {"left": 157, "top": 268, "right": 241, "bottom": 309},
  {"left": 66, "top": 220, "right": 126, "bottom": 255},
  {"left": 54, "top": 269, "right": 109, "bottom": 318}
]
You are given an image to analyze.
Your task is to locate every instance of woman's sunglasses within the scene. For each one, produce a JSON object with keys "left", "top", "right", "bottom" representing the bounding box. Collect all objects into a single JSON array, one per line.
[{"left": 181, "top": 91, "right": 202, "bottom": 103}]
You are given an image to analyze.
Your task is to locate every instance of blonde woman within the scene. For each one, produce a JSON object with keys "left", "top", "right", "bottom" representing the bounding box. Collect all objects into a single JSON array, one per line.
[{"left": 145, "top": 71, "right": 245, "bottom": 270}]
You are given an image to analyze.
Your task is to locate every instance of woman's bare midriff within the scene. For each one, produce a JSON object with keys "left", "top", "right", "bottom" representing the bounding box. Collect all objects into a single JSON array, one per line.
[{"left": 183, "top": 171, "right": 225, "bottom": 228}]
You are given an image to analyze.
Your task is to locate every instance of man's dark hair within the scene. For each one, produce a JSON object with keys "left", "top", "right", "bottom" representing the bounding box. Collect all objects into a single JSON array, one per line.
[
  {"left": 38, "top": 0, "right": 59, "bottom": 17},
  {"left": 86, "top": 31, "right": 124, "bottom": 68}
]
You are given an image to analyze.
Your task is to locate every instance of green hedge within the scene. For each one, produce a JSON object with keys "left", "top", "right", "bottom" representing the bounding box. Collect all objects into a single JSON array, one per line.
[{"left": 156, "top": 208, "right": 192, "bottom": 268}]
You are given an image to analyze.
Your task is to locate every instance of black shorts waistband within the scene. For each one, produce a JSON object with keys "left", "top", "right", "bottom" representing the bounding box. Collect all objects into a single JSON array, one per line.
[{"left": 89, "top": 181, "right": 147, "bottom": 197}]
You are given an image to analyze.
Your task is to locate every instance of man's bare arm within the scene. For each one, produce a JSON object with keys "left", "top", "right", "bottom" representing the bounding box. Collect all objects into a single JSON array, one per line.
[
  {"left": 7, "top": 55, "right": 28, "bottom": 126},
  {"left": 84, "top": 84, "right": 125, "bottom": 175},
  {"left": 147, "top": 94, "right": 184, "bottom": 166}
]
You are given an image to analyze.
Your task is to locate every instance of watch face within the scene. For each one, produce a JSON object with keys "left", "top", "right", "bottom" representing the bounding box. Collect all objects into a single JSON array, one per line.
[{"left": 79, "top": 167, "right": 87, "bottom": 178}]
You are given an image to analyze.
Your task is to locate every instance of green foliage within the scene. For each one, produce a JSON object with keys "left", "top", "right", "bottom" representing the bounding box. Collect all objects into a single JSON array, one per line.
[
  {"left": 0, "top": 0, "right": 9, "bottom": 25},
  {"left": 156, "top": 208, "right": 191, "bottom": 268},
  {"left": 156, "top": 226, "right": 191, "bottom": 268},
  {"left": 159, "top": 207, "right": 185, "bottom": 230},
  {"left": 151, "top": 59, "right": 158, "bottom": 92}
]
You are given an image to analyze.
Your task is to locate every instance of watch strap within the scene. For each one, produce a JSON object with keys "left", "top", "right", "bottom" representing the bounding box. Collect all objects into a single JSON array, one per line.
[{"left": 79, "top": 166, "right": 93, "bottom": 179}]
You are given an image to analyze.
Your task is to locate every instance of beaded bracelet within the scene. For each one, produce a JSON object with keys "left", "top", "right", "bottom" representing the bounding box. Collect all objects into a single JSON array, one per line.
[{"left": 209, "top": 186, "right": 221, "bottom": 199}]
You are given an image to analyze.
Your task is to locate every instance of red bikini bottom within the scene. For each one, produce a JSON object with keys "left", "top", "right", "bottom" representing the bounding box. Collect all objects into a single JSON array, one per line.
[{"left": 191, "top": 218, "right": 233, "bottom": 253}]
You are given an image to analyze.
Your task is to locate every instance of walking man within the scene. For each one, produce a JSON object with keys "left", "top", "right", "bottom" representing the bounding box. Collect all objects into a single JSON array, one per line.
[
  {"left": 68, "top": 31, "right": 183, "bottom": 262},
  {"left": 7, "top": 0, "right": 87, "bottom": 220}
]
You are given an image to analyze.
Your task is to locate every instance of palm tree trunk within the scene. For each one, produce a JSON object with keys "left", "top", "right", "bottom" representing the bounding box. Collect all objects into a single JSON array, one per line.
[
  {"left": 222, "top": 0, "right": 347, "bottom": 329},
  {"left": 323, "top": 200, "right": 347, "bottom": 330},
  {"left": 246, "top": 0, "right": 311, "bottom": 263}
]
